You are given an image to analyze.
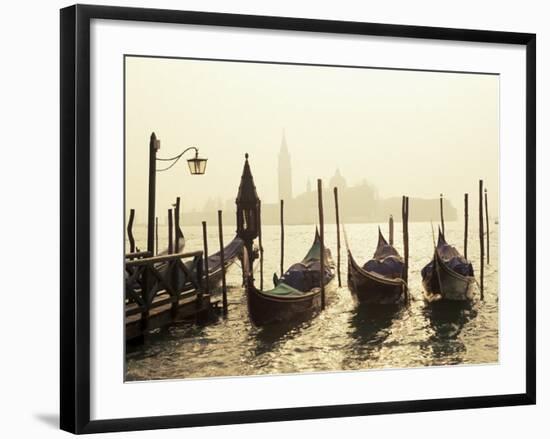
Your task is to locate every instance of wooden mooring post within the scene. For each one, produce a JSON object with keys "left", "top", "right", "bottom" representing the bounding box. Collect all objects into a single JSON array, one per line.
[
  {"left": 333, "top": 187, "right": 342, "bottom": 287},
  {"left": 217, "top": 210, "right": 228, "bottom": 315},
  {"left": 464, "top": 193, "right": 469, "bottom": 260},
  {"left": 389, "top": 214, "right": 394, "bottom": 246},
  {"left": 479, "top": 180, "right": 485, "bottom": 300},
  {"left": 257, "top": 203, "right": 264, "bottom": 290},
  {"left": 280, "top": 199, "right": 284, "bottom": 278},
  {"left": 402, "top": 196, "right": 409, "bottom": 288},
  {"left": 318, "top": 179, "right": 326, "bottom": 310},
  {"left": 155, "top": 216, "right": 159, "bottom": 255},
  {"left": 485, "top": 188, "right": 490, "bottom": 265},
  {"left": 168, "top": 209, "right": 173, "bottom": 254},
  {"left": 127, "top": 208, "right": 136, "bottom": 253},
  {"left": 202, "top": 221, "right": 210, "bottom": 295},
  {"left": 440, "top": 193, "right": 445, "bottom": 237}
]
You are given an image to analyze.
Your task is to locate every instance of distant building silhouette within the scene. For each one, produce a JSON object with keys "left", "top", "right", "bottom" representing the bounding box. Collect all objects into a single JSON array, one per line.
[
  {"left": 278, "top": 131, "right": 292, "bottom": 202},
  {"left": 179, "top": 137, "right": 457, "bottom": 226}
]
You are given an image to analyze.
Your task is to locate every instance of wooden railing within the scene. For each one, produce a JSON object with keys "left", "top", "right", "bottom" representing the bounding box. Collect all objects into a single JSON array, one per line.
[
  {"left": 125, "top": 250, "right": 204, "bottom": 319},
  {"left": 125, "top": 250, "right": 153, "bottom": 260}
]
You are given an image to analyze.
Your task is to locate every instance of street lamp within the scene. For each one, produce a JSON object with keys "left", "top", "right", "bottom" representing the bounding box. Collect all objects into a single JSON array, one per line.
[
  {"left": 156, "top": 147, "right": 208, "bottom": 175},
  {"left": 147, "top": 132, "right": 208, "bottom": 254},
  {"left": 187, "top": 150, "right": 208, "bottom": 175}
]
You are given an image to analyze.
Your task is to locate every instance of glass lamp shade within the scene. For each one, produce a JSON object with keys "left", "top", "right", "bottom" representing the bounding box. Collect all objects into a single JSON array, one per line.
[{"left": 187, "top": 156, "right": 207, "bottom": 175}]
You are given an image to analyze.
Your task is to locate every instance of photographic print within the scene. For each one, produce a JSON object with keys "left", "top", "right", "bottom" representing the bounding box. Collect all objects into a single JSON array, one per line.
[{"left": 124, "top": 55, "right": 499, "bottom": 382}]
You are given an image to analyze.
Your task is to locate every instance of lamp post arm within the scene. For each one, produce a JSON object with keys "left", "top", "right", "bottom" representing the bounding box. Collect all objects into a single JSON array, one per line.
[
  {"left": 157, "top": 146, "right": 198, "bottom": 162},
  {"left": 156, "top": 147, "right": 199, "bottom": 172}
]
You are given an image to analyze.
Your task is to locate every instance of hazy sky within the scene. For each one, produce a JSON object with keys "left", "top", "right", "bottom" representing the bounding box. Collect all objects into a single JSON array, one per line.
[{"left": 125, "top": 56, "right": 498, "bottom": 219}]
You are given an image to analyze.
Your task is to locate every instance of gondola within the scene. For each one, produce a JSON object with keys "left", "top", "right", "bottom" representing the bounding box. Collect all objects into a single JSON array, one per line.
[
  {"left": 421, "top": 230, "right": 476, "bottom": 302},
  {"left": 155, "top": 236, "right": 244, "bottom": 295},
  {"left": 347, "top": 228, "right": 407, "bottom": 305},
  {"left": 200, "top": 236, "right": 244, "bottom": 291},
  {"left": 244, "top": 230, "right": 336, "bottom": 326},
  {"left": 125, "top": 237, "right": 243, "bottom": 319}
]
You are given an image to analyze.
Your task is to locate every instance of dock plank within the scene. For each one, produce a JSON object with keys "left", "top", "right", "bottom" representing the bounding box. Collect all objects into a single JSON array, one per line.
[{"left": 125, "top": 289, "right": 212, "bottom": 340}]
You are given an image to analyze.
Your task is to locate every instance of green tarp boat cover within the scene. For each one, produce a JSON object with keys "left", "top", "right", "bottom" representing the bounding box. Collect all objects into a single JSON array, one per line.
[
  {"left": 261, "top": 230, "right": 332, "bottom": 298},
  {"left": 263, "top": 282, "right": 316, "bottom": 298},
  {"left": 303, "top": 235, "right": 322, "bottom": 263}
]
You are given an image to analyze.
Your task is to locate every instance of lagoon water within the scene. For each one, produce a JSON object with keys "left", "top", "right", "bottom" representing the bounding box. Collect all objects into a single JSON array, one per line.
[{"left": 126, "top": 221, "right": 498, "bottom": 381}]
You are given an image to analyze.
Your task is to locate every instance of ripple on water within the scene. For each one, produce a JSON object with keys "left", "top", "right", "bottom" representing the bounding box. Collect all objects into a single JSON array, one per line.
[{"left": 126, "top": 222, "right": 499, "bottom": 380}]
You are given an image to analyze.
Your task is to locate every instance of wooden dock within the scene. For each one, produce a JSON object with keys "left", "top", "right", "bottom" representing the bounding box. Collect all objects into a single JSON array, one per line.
[
  {"left": 125, "top": 249, "right": 215, "bottom": 341},
  {"left": 126, "top": 291, "right": 212, "bottom": 341}
]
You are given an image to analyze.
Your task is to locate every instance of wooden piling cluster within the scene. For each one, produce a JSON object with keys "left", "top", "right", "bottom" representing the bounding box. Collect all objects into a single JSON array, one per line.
[{"left": 161, "top": 198, "right": 186, "bottom": 255}]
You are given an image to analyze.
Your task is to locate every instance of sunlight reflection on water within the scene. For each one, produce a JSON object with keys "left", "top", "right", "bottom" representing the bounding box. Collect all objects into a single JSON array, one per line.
[{"left": 126, "top": 221, "right": 498, "bottom": 380}]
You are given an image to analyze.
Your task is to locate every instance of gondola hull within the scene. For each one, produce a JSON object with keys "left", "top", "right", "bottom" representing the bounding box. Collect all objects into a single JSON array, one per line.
[
  {"left": 156, "top": 237, "right": 243, "bottom": 296},
  {"left": 196, "top": 260, "right": 236, "bottom": 294},
  {"left": 243, "top": 231, "right": 336, "bottom": 327},
  {"left": 422, "top": 250, "right": 476, "bottom": 302},
  {"left": 246, "top": 279, "right": 336, "bottom": 326},
  {"left": 347, "top": 253, "right": 406, "bottom": 305}
]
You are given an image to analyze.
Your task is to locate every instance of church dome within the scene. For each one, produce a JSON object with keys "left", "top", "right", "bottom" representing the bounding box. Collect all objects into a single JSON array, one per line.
[{"left": 329, "top": 168, "right": 347, "bottom": 190}]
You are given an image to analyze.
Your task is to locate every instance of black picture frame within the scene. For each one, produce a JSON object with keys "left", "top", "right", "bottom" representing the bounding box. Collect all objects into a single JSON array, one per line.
[{"left": 60, "top": 4, "right": 536, "bottom": 434}]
